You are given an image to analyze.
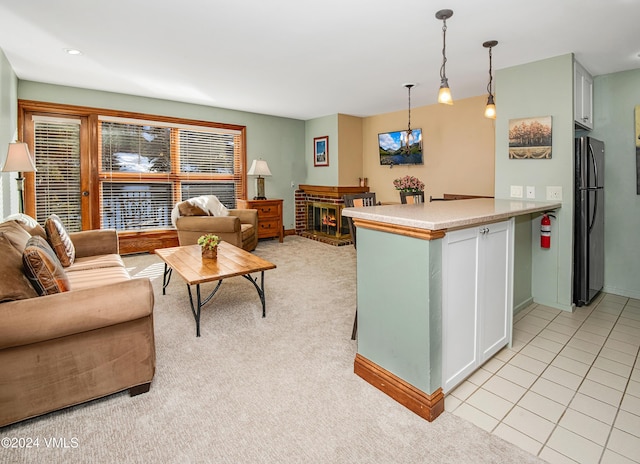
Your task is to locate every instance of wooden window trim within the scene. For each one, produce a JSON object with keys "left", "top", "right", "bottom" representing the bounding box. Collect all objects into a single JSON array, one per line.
[{"left": 18, "top": 100, "right": 247, "bottom": 250}]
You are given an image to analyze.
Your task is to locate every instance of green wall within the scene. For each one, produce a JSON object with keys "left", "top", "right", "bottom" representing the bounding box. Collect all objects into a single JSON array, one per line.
[
  {"left": 590, "top": 68, "right": 640, "bottom": 299},
  {"left": 304, "top": 114, "right": 339, "bottom": 186},
  {"left": 17, "top": 81, "right": 306, "bottom": 229},
  {"left": 0, "top": 48, "right": 18, "bottom": 216},
  {"left": 357, "top": 227, "right": 442, "bottom": 393},
  {"left": 495, "top": 54, "right": 574, "bottom": 311}
]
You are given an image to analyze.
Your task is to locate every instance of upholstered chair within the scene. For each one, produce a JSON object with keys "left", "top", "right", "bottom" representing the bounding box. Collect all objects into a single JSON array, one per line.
[{"left": 173, "top": 197, "right": 258, "bottom": 252}]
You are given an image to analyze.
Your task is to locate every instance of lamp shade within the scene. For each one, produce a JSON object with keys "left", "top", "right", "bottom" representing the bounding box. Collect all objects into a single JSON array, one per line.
[
  {"left": 247, "top": 159, "right": 272, "bottom": 177},
  {"left": 438, "top": 81, "right": 453, "bottom": 105},
  {"left": 2, "top": 142, "right": 37, "bottom": 173}
]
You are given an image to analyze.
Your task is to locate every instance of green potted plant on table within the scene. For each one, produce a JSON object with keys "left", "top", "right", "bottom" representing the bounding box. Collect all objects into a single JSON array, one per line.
[{"left": 197, "top": 234, "right": 220, "bottom": 259}]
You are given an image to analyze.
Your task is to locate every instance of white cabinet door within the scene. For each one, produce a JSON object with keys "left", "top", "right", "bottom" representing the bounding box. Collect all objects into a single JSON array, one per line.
[
  {"left": 442, "top": 219, "right": 513, "bottom": 393},
  {"left": 574, "top": 60, "right": 593, "bottom": 130},
  {"left": 478, "top": 221, "right": 512, "bottom": 361},
  {"left": 442, "top": 226, "right": 479, "bottom": 392}
]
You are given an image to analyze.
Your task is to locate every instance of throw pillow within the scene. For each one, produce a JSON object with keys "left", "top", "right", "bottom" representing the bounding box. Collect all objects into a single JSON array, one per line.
[
  {"left": 2, "top": 213, "right": 47, "bottom": 238},
  {"left": 44, "top": 214, "right": 76, "bottom": 267},
  {"left": 22, "top": 235, "right": 71, "bottom": 295},
  {"left": 0, "top": 233, "right": 38, "bottom": 302},
  {"left": 178, "top": 201, "right": 211, "bottom": 217},
  {"left": 0, "top": 220, "right": 32, "bottom": 251}
]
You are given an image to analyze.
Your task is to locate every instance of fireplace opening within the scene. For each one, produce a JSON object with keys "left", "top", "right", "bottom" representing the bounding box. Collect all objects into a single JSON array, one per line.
[{"left": 307, "top": 202, "right": 350, "bottom": 240}]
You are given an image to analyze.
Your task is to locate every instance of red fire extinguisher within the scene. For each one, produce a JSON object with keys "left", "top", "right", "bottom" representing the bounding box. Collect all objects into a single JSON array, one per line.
[{"left": 540, "top": 213, "right": 553, "bottom": 248}]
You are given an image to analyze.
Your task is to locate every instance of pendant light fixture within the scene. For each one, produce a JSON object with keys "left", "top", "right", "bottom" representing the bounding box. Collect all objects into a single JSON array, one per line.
[
  {"left": 401, "top": 83, "right": 415, "bottom": 152},
  {"left": 483, "top": 40, "right": 498, "bottom": 119},
  {"left": 435, "top": 9, "right": 454, "bottom": 105}
]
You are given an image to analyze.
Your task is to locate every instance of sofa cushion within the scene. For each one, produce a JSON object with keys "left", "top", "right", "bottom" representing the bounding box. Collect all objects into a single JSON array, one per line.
[
  {"left": 0, "top": 220, "right": 32, "bottom": 251},
  {"left": 2, "top": 213, "right": 47, "bottom": 238},
  {"left": 22, "top": 236, "right": 71, "bottom": 295},
  {"left": 44, "top": 214, "right": 75, "bottom": 267},
  {"left": 178, "top": 201, "right": 210, "bottom": 217},
  {"left": 0, "top": 233, "right": 38, "bottom": 302},
  {"left": 66, "top": 266, "right": 131, "bottom": 291},
  {"left": 66, "top": 254, "right": 125, "bottom": 272},
  {"left": 240, "top": 223, "right": 255, "bottom": 241}
]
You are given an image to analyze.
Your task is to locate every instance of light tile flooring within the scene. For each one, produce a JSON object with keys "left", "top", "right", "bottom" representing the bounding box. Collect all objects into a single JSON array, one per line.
[{"left": 445, "top": 293, "right": 640, "bottom": 464}]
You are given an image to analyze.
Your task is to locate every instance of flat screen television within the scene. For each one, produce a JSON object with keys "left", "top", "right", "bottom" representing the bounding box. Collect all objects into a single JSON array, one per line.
[{"left": 378, "top": 129, "right": 423, "bottom": 166}]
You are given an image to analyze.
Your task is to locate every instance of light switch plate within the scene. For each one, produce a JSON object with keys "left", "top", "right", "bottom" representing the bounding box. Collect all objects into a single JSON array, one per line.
[
  {"left": 526, "top": 186, "right": 535, "bottom": 199},
  {"left": 546, "top": 186, "right": 563, "bottom": 201},
  {"left": 510, "top": 185, "right": 523, "bottom": 198}
]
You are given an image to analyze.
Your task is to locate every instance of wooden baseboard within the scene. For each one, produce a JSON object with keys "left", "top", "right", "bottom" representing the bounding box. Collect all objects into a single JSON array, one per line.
[{"left": 354, "top": 353, "right": 444, "bottom": 422}]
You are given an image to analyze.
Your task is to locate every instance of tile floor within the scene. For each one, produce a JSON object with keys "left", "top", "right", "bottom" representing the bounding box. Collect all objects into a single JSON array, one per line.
[{"left": 445, "top": 293, "right": 640, "bottom": 464}]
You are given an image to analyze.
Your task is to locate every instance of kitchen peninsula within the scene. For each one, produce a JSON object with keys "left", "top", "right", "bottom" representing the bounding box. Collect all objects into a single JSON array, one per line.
[{"left": 342, "top": 198, "right": 561, "bottom": 422}]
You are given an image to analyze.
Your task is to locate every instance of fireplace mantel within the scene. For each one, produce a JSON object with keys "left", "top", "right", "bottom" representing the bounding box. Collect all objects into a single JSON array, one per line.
[{"left": 298, "top": 185, "right": 369, "bottom": 198}]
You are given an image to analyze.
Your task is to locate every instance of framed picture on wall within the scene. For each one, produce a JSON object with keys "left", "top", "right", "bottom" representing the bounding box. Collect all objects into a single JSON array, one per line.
[
  {"left": 508, "top": 116, "right": 552, "bottom": 159},
  {"left": 313, "top": 136, "right": 329, "bottom": 167}
]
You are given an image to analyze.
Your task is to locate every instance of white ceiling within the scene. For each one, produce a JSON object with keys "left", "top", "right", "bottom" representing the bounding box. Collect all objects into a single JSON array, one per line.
[{"left": 0, "top": 0, "right": 638, "bottom": 121}]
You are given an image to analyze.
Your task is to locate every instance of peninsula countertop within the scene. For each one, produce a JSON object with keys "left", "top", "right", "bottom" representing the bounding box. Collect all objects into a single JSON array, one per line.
[{"left": 342, "top": 198, "right": 562, "bottom": 231}]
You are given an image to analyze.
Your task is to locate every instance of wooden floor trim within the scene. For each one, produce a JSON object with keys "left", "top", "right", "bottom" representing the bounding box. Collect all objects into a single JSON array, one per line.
[{"left": 354, "top": 353, "right": 444, "bottom": 422}]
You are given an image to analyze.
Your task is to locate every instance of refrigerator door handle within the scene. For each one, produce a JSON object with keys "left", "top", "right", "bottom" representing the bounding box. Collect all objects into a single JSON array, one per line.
[
  {"left": 589, "top": 189, "right": 598, "bottom": 233},
  {"left": 589, "top": 142, "right": 599, "bottom": 188},
  {"left": 588, "top": 142, "right": 598, "bottom": 233}
]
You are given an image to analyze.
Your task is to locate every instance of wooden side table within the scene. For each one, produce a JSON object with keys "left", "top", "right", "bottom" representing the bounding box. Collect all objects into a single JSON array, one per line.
[{"left": 236, "top": 199, "right": 283, "bottom": 243}]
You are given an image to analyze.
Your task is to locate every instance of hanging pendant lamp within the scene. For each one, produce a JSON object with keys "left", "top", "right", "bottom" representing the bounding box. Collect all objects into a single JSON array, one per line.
[
  {"left": 402, "top": 83, "right": 415, "bottom": 152},
  {"left": 435, "top": 9, "right": 454, "bottom": 105},
  {"left": 483, "top": 40, "right": 498, "bottom": 119}
]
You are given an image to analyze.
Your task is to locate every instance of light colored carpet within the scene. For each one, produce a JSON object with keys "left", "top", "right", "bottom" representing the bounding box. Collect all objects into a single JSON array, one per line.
[{"left": 1, "top": 236, "right": 545, "bottom": 463}]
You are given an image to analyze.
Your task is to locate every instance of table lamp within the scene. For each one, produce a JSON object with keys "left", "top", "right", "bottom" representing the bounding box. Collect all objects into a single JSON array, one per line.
[
  {"left": 247, "top": 159, "right": 271, "bottom": 200},
  {"left": 1, "top": 142, "right": 37, "bottom": 213}
]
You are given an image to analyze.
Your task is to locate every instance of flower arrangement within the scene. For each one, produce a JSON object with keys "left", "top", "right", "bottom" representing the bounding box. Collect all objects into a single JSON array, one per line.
[
  {"left": 197, "top": 234, "right": 220, "bottom": 251},
  {"left": 393, "top": 175, "right": 425, "bottom": 192}
]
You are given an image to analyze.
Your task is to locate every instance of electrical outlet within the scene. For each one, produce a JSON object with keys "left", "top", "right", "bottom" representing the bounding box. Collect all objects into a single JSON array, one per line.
[
  {"left": 510, "top": 185, "right": 523, "bottom": 198},
  {"left": 526, "top": 186, "right": 535, "bottom": 199},
  {"left": 546, "top": 186, "right": 563, "bottom": 201}
]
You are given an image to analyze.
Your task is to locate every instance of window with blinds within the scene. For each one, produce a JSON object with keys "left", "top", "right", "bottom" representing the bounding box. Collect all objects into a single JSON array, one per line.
[
  {"left": 99, "top": 117, "right": 243, "bottom": 231},
  {"left": 33, "top": 117, "right": 82, "bottom": 232}
]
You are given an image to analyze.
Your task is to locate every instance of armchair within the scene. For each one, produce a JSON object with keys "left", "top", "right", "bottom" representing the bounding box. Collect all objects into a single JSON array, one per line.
[{"left": 173, "top": 199, "right": 259, "bottom": 252}]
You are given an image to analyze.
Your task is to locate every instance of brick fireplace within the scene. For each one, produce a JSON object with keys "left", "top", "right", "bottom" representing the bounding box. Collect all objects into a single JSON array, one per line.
[{"left": 295, "top": 184, "right": 370, "bottom": 246}]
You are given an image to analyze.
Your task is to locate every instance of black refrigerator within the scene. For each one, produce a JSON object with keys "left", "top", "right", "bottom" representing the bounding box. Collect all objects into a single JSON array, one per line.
[{"left": 573, "top": 136, "right": 605, "bottom": 306}]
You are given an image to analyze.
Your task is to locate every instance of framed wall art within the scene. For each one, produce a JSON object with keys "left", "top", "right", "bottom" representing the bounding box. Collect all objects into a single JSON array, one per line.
[
  {"left": 508, "top": 116, "right": 552, "bottom": 159},
  {"left": 378, "top": 128, "right": 423, "bottom": 166},
  {"left": 313, "top": 136, "right": 329, "bottom": 167}
]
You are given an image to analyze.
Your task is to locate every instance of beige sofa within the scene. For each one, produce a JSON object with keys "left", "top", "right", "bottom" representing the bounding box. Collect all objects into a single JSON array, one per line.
[{"left": 0, "top": 217, "right": 156, "bottom": 427}]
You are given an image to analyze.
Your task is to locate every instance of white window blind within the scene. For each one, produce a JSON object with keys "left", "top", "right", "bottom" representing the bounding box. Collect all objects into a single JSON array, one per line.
[
  {"left": 33, "top": 118, "right": 82, "bottom": 232},
  {"left": 99, "top": 118, "right": 244, "bottom": 231}
]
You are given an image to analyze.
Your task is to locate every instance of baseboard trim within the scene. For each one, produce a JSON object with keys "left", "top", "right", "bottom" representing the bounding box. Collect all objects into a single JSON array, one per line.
[
  {"left": 354, "top": 353, "right": 444, "bottom": 422},
  {"left": 514, "top": 297, "right": 534, "bottom": 315}
]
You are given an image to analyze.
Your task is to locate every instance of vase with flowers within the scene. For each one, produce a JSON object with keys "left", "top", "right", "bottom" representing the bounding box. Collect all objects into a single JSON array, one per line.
[
  {"left": 393, "top": 175, "right": 425, "bottom": 193},
  {"left": 197, "top": 234, "right": 220, "bottom": 259}
]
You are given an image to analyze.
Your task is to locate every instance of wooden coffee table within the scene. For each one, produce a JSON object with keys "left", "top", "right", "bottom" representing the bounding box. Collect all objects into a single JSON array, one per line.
[{"left": 155, "top": 242, "right": 276, "bottom": 336}]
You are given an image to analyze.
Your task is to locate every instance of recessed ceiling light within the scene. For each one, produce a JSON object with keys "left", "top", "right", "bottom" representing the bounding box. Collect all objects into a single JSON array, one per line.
[{"left": 64, "top": 48, "right": 82, "bottom": 56}]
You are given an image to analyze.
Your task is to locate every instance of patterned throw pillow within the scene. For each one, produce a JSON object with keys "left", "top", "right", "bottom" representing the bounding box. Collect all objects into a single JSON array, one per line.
[
  {"left": 22, "top": 236, "right": 71, "bottom": 295},
  {"left": 44, "top": 214, "right": 76, "bottom": 267}
]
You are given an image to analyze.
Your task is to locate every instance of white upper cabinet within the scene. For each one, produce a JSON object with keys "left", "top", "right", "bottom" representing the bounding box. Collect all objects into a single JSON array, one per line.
[{"left": 574, "top": 60, "right": 593, "bottom": 130}]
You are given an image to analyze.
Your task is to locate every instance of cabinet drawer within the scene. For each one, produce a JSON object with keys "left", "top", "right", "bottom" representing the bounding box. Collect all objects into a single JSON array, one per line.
[
  {"left": 256, "top": 205, "right": 279, "bottom": 218},
  {"left": 258, "top": 220, "right": 280, "bottom": 237}
]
